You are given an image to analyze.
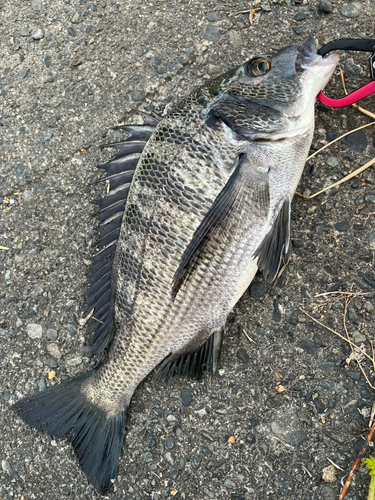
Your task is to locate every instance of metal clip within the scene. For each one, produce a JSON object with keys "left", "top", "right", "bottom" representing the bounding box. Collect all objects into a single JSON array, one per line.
[{"left": 316, "top": 38, "right": 375, "bottom": 108}]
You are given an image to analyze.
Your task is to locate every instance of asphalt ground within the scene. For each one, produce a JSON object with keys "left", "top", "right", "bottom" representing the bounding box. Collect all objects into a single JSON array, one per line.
[{"left": 1, "top": 1, "right": 375, "bottom": 499}]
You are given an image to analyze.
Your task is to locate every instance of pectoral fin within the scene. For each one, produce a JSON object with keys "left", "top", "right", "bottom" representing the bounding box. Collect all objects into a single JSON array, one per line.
[{"left": 172, "top": 153, "right": 269, "bottom": 298}]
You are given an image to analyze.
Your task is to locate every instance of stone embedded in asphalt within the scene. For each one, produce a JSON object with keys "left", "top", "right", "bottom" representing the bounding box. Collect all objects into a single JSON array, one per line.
[
  {"left": 319, "top": 0, "right": 333, "bottom": 12},
  {"left": 246, "top": 432, "right": 256, "bottom": 444},
  {"left": 27, "top": 323, "right": 42, "bottom": 339},
  {"left": 181, "top": 388, "right": 192, "bottom": 407},
  {"left": 335, "top": 221, "right": 349, "bottom": 232},
  {"left": 206, "top": 12, "right": 221, "bottom": 21},
  {"left": 203, "top": 25, "right": 220, "bottom": 42},
  {"left": 249, "top": 282, "right": 266, "bottom": 298},
  {"left": 275, "top": 474, "right": 293, "bottom": 489},
  {"left": 343, "top": 130, "right": 367, "bottom": 152},
  {"left": 284, "top": 431, "right": 308, "bottom": 447},
  {"left": 340, "top": 2, "right": 360, "bottom": 17},
  {"left": 293, "top": 12, "right": 306, "bottom": 20},
  {"left": 296, "top": 340, "right": 318, "bottom": 355},
  {"left": 236, "top": 347, "right": 249, "bottom": 365},
  {"left": 346, "top": 371, "right": 361, "bottom": 381},
  {"left": 313, "top": 399, "right": 326, "bottom": 414}
]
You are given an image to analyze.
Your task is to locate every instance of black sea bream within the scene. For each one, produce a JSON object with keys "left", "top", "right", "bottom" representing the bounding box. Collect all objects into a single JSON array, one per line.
[{"left": 13, "top": 39, "right": 339, "bottom": 492}]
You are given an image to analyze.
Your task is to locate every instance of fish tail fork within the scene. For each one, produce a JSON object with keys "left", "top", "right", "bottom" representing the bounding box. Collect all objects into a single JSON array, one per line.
[{"left": 12, "top": 370, "right": 127, "bottom": 493}]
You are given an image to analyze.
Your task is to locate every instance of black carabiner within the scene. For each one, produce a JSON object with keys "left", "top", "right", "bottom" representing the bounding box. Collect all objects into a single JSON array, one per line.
[
  {"left": 318, "top": 38, "right": 375, "bottom": 79},
  {"left": 317, "top": 38, "right": 375, "bottom": 107}
]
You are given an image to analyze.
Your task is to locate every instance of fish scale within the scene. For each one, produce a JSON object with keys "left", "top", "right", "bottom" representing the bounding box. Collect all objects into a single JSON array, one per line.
[{"left": 12, "top": 38, "right": 340, "bottom": 493}]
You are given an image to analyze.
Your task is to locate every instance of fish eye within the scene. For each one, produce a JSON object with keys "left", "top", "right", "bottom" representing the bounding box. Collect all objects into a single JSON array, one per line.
[{"left": 245, "top": 57, "right": 271, "bottom": 77}]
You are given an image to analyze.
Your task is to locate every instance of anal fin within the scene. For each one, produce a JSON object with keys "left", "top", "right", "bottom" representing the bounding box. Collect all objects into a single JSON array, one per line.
[{"left": 154, "top": 327, "right": 224, "bottom": 381}]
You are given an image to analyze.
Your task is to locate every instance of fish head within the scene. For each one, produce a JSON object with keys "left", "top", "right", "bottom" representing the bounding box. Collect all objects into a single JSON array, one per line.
[
  {"left": 203, "top": 39, "right": 339, "bottom": 139},
  {"left": 226, "top": 38, "right": 338, "bottom": 113}
]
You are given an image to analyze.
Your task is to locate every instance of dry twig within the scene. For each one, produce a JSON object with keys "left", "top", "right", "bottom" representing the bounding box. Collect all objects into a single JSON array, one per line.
[
  {"left": 228, "top": 8, "right": 253, "bottom": 16},
  {"left": 339, "top": 423, "right": 375, "bottom": 500},
  {"left": 242, "top": 328, "right": 256, "bottom": 344},
  {"left": 326, "top": 457, "right": 344, "bottom": 471},
  {"left": 296, "top": 157, "right": 375, "bottom": 199},
  {"left": 299, "top": 308, "right": 375, "bottom": 367},
  {"left": 273, "top": 436, "right": 293, "bottom": 449}
]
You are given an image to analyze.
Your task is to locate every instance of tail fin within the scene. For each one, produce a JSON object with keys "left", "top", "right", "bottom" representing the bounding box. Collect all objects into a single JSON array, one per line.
[{"left": 12, "top": 371, "right": 127, "bottom": 493}]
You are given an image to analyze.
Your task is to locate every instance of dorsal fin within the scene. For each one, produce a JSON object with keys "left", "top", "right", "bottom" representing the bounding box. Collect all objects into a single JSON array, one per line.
[{"left": 86, "top": 115, "right": 160, "bottom": 354}]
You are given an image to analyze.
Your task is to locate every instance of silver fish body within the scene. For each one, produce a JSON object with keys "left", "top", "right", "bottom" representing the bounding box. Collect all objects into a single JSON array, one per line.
[{"left": 12, "top": 38, "right": 339, "bottom": 492}]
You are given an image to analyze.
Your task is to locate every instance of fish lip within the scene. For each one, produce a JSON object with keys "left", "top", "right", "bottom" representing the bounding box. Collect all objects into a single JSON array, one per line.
[{"left": 295, "top": 38, "right": 339, "bottom": 69}]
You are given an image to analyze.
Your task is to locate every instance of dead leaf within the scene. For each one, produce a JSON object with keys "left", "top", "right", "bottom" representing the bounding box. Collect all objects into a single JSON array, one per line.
[
  {"left": 276, "top": 384, "right": 286, "bottom": 393},
  {"left": 322, "top": 465, "right": 336, "bottom": 483},
  {"left": 227, "top": 435, "right": 237, "bottom": 444},
  {"left": 48, "top": 371, "right": 56, "bottom": 380}
]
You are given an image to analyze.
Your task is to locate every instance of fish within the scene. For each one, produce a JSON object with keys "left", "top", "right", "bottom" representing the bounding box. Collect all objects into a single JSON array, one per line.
[{"left": 12, "top": 38, "right": 339, "bottom": 493}]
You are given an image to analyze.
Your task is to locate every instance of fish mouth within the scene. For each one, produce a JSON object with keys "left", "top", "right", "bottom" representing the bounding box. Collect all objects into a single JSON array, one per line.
[{"left": 296, "top": 38, "right": 339, "bottom": 69}]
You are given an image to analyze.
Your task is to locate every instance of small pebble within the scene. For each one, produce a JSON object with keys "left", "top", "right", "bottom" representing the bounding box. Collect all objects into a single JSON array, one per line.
[
  {"left": 246, "top": 432, "right": 256, "bottom": 444},
  {"left": 206, "top": 12, "right": 221, "bottom": 21},
  {"left": 364, "top": 192, "right": 375, "bottom": 204},
  {"left": 203, "top": 25, "right": 220, "bottom": 43},
  {"left": 1, "top": 460, "right": 13, "bottom": 476},
  {"left": 334, "top": 221, "right": 349, "bottom": 232},
  {"left": 152, "top": 407, "right": 165, "bottom": 417},
  {"left": 313, "top": 399, "right": 326, "bottom": 414},
  {"left": 293, "top": 12, "right": 305, "bottom": 21},
  {"left": 320, "top": 485, "right": 337, "bottom": 500},
  {"left": 340, "top": 3, "right": 359, "bottom": 17},
  {"left": 297, "top": 340, "right": 318, "bottom": 355},
  {"left": 326, "top": 156, "right": 338, "bottom": 167},
  {"left": 191, "top": 455, "right": 201, "bottom": 469},
  {"left": 344, "top": 130, "right": 367, "bottom": 152},
  {"left": 27, "top": 323, "right": 42, "bottom": 339},
  {"left": 140, "top": 452, "right": 153, "bottom": 463},
  {"left": 276, "top": 473, "right": 294, "bottom": 491},
  {"left": 284, "top": 431, "right": 308, "bottom": 447},
  {"left": 223, "top": 478, "right": 236, "bottom": 489},
  {"left": 47, "top": 343, "right": 61, "bottom": 360},
  {"left": 201, "top": 446, "right": 212, "bottom": 458},
  {"left": 31, "top": 28, "right": 44, "bottom": 40},
  {"left": 166, "top": 436, "right": 174, "bottom": 449},
  {"left": 46, "top": 328, "right": 58, "bottom": 341},
  {"left": 132, "top": 91, "right": 145, "bottom": 102},
  {"left": 201, "top": 430, "right": 214, "bottom": 442},
  {"left": 249, "top": 282, "right": 266, "bottom": 298},
  {"left": 236, "top": 347, "right": 249, "bottom": 365},
  {"left": 65, "top": 355, "right": 82, "bottom": 367},
  {"left": 31, "top": 0, "right": 41, "bottom": 10},
  {"left": 38, "top": 378, "right": 46, "bottom": 392},
  {"left": 45, "top": 358, "right": 58, "bottom": 368},
  {"left": 181, "top": 388, "right": 192, "bottom": 407},
  {"left": 319, "top": 0, "right": 333, "bottom": 13},
  {"left": 346, "top": 371, "right": 361, "bottom": 381}
]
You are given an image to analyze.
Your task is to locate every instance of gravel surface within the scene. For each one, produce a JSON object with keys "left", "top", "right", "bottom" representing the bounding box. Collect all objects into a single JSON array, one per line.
[{"left": 1, "top": 1, "right": 375, "bottom": 499}]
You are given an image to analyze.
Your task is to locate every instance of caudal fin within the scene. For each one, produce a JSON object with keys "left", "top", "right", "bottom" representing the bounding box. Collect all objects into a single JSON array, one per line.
[{"left": 12, "top": 371, "right": 127, "bottom": 493}]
